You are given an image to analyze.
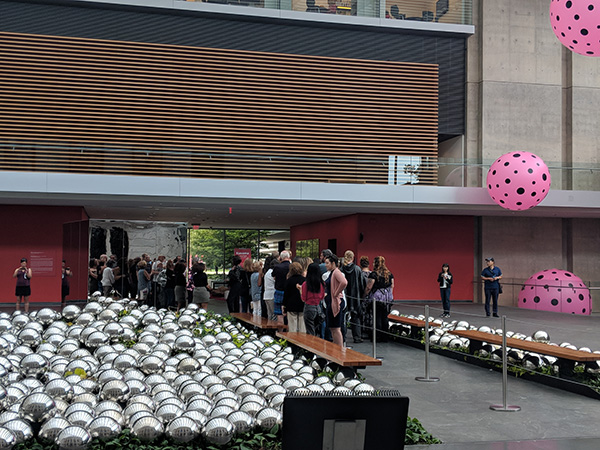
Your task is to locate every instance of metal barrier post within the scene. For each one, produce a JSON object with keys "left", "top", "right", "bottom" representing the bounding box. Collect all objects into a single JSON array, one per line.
[
  {"left": 490, "top": 315, "right": 521, "bottom": 411},
  {"left": 372, "top": 297, "right": 377, "bottom": 359},
  {"left": 415, "top": 305, "right": 439, "bottom": 382}
]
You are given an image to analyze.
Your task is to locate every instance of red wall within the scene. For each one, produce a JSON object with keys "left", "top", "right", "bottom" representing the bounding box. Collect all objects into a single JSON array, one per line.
[
  {"left": 291, "top": 214, "right": 475, "bottom": 302},
  {"left": 0, "top": 205, "right": 89, "bottom": 304}
]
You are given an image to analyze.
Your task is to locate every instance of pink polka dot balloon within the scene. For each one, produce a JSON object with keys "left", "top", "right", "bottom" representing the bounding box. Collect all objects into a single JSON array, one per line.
[
  {"left": 550, "top": 0, "right": 600, "bottom": 56},
  {"left": 486, "top": 152, "right": 551, "bottom": 211},
  {"left": 519, "top": 269, "right": 592, "bottom": 315}
]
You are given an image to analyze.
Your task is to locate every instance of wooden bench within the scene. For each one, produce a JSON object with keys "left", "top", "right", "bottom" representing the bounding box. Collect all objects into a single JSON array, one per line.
[
  {"left": 450, "top": 329, "right": 600, "bottom": 376},
  {"left": 276, "top": 332, "right": 382, "bottom": 369},
  {"left": 231, "top": 312, "right": 281, "bottom": 331},
  {"left": 387, "top": 314, "right": 440, "bottom": 339}
]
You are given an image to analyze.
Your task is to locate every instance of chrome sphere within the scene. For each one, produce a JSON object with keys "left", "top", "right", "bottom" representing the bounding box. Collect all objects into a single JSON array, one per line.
[
  {"left": 62, "top": 305, "right": 81, "bottom": 321},
  {"left": 532, "top": 330, "right": 550, "bottom": 343},
  {"left": 165, "top": 417, "right": 200, "bottom": 443},
  {"left": 66, "top": 411, "right": 94, "bottom": 428},
  {"left": 131, "top": 416, "right": 164, "bottom": 442},
  {"left": 3, "top": 420, "right": 32, "bottom": 444},
  {"left": 353, "top": 383, "right": 376, "bottom": 395},
  {"left": 17, "top": 329, "right": 41, "bottom": 347},
  {"left": 89, "top": 416, "right": 122, "bottom": 441},
  {"left": 100, "top": 380, "right": 130, "bottom": 402},
  {"left": 19, "top": 393, "right": 55, "bottom": 422},
  {"left": 255, "top": 407, "right": 282, "bottom": 430},
  {"left": 139, "top": 356, "right": 165, "bottom": 375},
  {"left": 227, "top": 411, "right": 254, "bottom": 434},
  {"left": 203, "top": 417, "right": 234, "bottom": 446},
  {"left": 19, "top": 354, "right": 49, "bottom": 377},
  {"left": 155, "top": 404, "right": 183, "bottom": 424},
  {"left": 56, "top": 426, "right": 91, "bottom": 450},
  {"left": 182, "top": 410, "right": 208, "bottom": 428},
  {"left": 39, "top": 417, "right": 70, "bottom": 441}
]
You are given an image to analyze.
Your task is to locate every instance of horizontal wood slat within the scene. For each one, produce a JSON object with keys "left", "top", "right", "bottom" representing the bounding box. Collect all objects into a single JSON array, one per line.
[{"left": 0, "top": 31, "right": 439, "bottom": 184}]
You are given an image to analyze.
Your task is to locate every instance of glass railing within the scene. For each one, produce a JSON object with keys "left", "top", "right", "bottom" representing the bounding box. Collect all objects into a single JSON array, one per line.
[
  {"left": 437, "top": 158, "right": 600, "bottom": 191},
  {"left": 179, "top": 0, "right": 473, "bottom": 25}
]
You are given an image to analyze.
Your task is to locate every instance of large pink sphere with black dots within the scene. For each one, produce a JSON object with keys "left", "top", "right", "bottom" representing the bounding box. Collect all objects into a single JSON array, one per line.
[
  {"left": 518, "top": 269, "right": 592, "bottom": 315},
  {"left": 550, "top": 0, "right": 600, "bottom": 56},
  {"left": 486, "top": 152, "right": 551, "bottom": 211}
]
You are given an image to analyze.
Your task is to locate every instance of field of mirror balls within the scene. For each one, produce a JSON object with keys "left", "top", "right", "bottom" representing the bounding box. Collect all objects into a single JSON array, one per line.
[{"left": 0, "top": 295, "right": 376, "bottom": 449}]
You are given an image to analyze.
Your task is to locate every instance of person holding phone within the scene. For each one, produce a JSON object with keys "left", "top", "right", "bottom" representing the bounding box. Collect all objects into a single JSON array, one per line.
[
  {"left": 13, "top": 258, "right": 32, "bottom": 312},
  {"left": 437, "top": 263, "right": 453, "bottom": 318},
  {"left": 481, "top": 257, "right": 502, "bottom": 317}
]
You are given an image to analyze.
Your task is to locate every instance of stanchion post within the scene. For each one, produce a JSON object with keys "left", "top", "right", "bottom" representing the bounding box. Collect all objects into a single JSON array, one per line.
[
  {"left": 490, "top": 315, "right": 521, "bottom": 411},
  {"left": 372, "top": 297, "right": 377, "bottom": 359},
  {"left": 415, "top": 305, "right": 439, "bottom": 382}
]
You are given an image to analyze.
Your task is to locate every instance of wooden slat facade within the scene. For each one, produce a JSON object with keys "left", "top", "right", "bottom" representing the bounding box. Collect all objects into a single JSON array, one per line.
[{"left": 0, "top": 32, "right": 439, "bottom": 184}]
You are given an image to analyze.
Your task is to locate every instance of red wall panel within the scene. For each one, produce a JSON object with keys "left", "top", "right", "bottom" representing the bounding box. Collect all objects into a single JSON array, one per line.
[
  {"left": 0, "top": 205, "right": 89, "bottom": 304},
  {"left": 291, "top": 214, "right": 474, "bottom": 302}
]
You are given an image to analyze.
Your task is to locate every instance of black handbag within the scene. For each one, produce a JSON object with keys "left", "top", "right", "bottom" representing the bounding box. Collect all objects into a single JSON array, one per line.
[{"left": 498, "top": 283, "right": 503, "bottom": 294}]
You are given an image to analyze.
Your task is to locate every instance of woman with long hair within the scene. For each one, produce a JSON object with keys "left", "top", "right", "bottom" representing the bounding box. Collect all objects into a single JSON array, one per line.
[
  {"left": 250, "top": 260, "right": 263, "bottom": 317},
  {"left": 283, "top": 262, "right": 306, "bottom": 332},
  {"left": 300, "top": 262, "right": 326, "bottom": 336},
  {"left": 192, "top": 262, "right": 210, "bottom": 310},
  {"left": 364, "top": 255, "right": 394, "bottom": 342},
  {"left": 323, "top": 254, "right": 347, "bottom": 347},
  {"left": 437, "top": 263, "right": 453, "bottom": 318},
  {"left": 226, "top": 255, "right": 243, "bottom": 313}
]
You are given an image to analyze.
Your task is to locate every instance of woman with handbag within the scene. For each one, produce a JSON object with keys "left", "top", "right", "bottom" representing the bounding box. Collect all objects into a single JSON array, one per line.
[
  {"left": 300, "top": 262, "right": 326, "bottom": 336},
  {"left": 364, "top": 256, "right": 394, "bottom": 342}
]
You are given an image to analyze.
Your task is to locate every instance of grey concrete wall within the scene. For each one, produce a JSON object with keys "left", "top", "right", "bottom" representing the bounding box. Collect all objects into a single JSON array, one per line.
[
  {"left": 481, "top": 216, "right": 600, "bottom": 312},
  {"left": 467, "top": 0, "right": 600, "bottom": 190}
]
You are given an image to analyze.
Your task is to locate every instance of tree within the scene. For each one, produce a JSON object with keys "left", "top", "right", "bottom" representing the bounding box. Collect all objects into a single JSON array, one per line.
[{"left": 189, "top": 229, "right": 272, "bottom": 273}]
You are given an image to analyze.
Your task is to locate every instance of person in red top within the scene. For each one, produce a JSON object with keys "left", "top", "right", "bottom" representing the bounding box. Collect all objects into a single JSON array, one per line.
[
  {"left": 13, "top": 258, "right": 32, "bottom": 312},
  {"left": 324, "top": 254, "right": 348, "bottom": 347},
  {"left": 300, "top": 263, "right": 326, "bottom": 336}
]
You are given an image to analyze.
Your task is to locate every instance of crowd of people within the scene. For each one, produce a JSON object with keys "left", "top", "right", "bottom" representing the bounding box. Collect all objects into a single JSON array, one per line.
[
  {"left": 225, "top": 249, "right": 395, "bottom": 346},
  {"left": 88, "top": 253, "right": 214, "bottom": 311}
]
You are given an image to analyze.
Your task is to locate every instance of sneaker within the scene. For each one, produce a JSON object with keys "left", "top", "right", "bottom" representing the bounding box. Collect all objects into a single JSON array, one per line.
[
  {"left": 439, "top": 314, "right": 446, "bottom": 318},
  {"left": 486, "top": 313, "right": 491, "bottom": 317},
  {"left": 493, "top": 313, "right": 499, "bottom": 317},
  {"left": 353, "top": 338, "right": 363, "bottom": 343},
  {"left": 445, "top": 313, "right": 450, "bottom": 318}
]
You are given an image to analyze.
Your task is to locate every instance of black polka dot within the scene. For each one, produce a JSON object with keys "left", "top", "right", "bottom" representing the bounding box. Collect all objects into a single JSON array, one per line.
[
  {"left": 573, "top": 40, "right": 579, "bottom": 44},
  {"left": 565, "top": 272, "right": 572, "bottom": 277},
  {"left": 579, "top": 294, "right": 585, "bottom": 300},
  {"left": 562, "top": 32, "right": 566, "bottom": 37},
  {"left": 537, "top": 275, "right": 544, "bottom": 279},
  {"left": 534, "top": 296, "right": 540, "bottom": 303},
  {"left": 587, "top": 51, "right": 594, "bottom": 55},
  {"left": 516, "top": 202, "right": 522, "bottom": 206},
  {"left": 504, "top": 193, "right": 508, "bottom": 196},
  {"left": 583, "top": 309, "right": 586, "bottom": 313},
  {"left": 551, "top": 299, "right": 559, "bottom": 306},
  {"left": 496, "top": 184, "right": 500, "bottom": 188},
  {"left": 523, "top": 298, "right": 527, "bottom": 303},
  {"left": 499, "top": 200, "right": 505, "bottom": 204},
  {"left": 513, "top": 153, "right": 521, "bottom": 157},
  {"left": 505, "top": 178, "right": 511, "bottom": 184},
  {"left": 557, "top": 15, "right": 561, "bottom": 21},
  {"left": 574, "top": 14, "right": 580, "bottom": 20},
  {"left": 542, "top": 173, "right": 547, "bottom": 181},
  {"left": 589, "top": 5, "right": 594, "bottom": 11},
  {"left": 568, "top": 283, "right": 574, "bottom": 288},
  {"left": 514, "top": 170, "right": 518, "bottom": 174},
  {"left": 567, "top": 298, "right": 572, "bottom": 303},
  {"left": 528, "top": 168, "right": 533, "bottom": 174},
  {"left": 492, "top": 170, "right": 496, "bottom": 175},
  {"left": 517, "top": 187, "right": 525, "bottom": 195},
  {"left": 582, "top": 29, "right": 589, "bottom": 36},
  {"left": 488, "top": 184, "right": 491, "bottom": 189},
  {"left": 566, "top": 1, "right": 572, "bottom": 8},
  {"left": 531, "top": 192, "right": 537, "bottom": 197},
  {"left": 504, "top": 162, "right": 509, "bottom": 167},
  {"left": 544, "top": 285, "right": 549, "bottom": 290}
]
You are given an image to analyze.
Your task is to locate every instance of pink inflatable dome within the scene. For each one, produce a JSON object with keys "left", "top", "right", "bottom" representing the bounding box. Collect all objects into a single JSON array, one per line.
[{"left": 518, "top": 269, "right": 592, "bottom": 315}]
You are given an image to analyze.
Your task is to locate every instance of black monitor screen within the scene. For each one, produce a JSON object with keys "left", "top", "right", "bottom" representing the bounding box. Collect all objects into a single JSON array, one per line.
[{"left": 282, "top": 391, "right": 410, "bottom": 450}]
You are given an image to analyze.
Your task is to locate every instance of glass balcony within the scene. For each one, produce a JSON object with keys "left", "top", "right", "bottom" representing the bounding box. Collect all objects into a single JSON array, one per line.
[
  {"left": 179, "top": 0, "right": 473, "bottom": 25},
  {"left": 437, "top": 158, "right": 600, "bottom": 191}
]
